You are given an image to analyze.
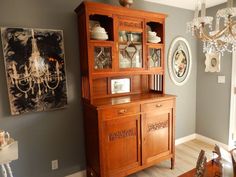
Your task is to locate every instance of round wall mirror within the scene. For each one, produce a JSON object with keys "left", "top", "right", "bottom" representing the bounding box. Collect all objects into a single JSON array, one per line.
[{"left": 168, "top": 37, "right": 192, "bottom": 86}]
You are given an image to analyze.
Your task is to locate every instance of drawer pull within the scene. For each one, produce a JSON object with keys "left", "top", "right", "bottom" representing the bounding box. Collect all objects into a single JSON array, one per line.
[
  {"left": 118, "top": 109, "right": 127, "bottom": 114},
  {"left": 156, "top": 104, "right": 162, "bottom": 107}
]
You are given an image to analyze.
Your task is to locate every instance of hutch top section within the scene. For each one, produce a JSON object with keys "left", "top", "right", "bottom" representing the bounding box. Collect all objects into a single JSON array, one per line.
[
  {"left": 75, "top": 1, "right": 167, "bottom": 19},
  {"left": 75, "top": 1, "right": 167, "bottom": 102}
]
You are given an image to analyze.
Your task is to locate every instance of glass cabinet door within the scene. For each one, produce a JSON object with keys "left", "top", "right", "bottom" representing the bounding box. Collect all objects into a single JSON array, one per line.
[
  {"left": 149, "top": 48, "right": 161, "bottom": 68},
  {"left": 148, "top": 46, "right": 163, "bottom": 70},
  {"left": 118, "top": 31, "right": 142, "bottom": 69},
  {"left": 94, "top": 46, "right": 112, "bottom": 70}
]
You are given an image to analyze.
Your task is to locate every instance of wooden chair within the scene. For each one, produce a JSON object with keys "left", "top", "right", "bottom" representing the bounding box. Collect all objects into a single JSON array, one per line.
[
  {"left": 195, "top": 150, "right": 207, "bottom": 177},
  {"left": 212, "top": 144, "right": 236, "bottom": 177},
  {"left": 230, "top": 148, "right": 236, "bottom": 176}
]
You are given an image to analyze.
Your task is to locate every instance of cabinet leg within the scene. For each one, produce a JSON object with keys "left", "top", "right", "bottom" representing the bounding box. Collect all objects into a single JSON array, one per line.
[{"left": 171, "top": 157, "right": 175, "bottom": 169}]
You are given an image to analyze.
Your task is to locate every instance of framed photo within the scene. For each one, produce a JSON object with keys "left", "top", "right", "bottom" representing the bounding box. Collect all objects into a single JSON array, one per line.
[
  {"left": 205, "top": 52, "right": 221, "bottom": 72},
  {"left": 111, "top": 78, "right": 130, "bottom": 94},
  {"left": 168, "top": 37, "right": 192, "bottom": 86}
]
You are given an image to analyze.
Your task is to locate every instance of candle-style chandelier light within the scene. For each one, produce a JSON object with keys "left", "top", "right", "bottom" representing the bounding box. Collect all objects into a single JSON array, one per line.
[
  {"left": 10, "top": 29, "right": 63, "bottom": 98},
  {"left": 187, "top": 0, "right": 236, "bottom": 55}
]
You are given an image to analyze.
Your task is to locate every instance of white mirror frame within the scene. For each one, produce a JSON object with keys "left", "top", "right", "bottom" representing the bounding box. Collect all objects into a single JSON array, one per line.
[{"left": 168, "top": 37, "right": 192, "bottom": 86}]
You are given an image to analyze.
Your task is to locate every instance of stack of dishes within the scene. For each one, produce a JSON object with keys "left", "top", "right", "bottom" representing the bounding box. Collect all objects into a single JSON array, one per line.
[
  {"left": 148, "top": 31, "right": 161, "bottom": 43},
  {"left": 90, "top": 24, "right": 108, "bottom": 40}
]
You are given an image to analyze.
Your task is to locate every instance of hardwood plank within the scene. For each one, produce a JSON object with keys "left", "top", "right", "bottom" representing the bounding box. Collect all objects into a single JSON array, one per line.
[{"left": 129, "top": 139, "right": 214, "bottom": 177}]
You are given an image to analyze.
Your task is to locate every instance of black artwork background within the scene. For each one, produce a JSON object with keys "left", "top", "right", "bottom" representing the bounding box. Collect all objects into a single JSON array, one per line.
[{"left": 1, "top": 27, "right": 68, "bottom": 115}]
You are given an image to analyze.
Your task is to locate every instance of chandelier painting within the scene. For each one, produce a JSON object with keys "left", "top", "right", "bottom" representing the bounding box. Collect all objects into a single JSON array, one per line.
[
  {"left": 187, "top": 0, "right": 236, "bottom": 55},
  {"left": 1, "top": 27, "right": 68, "bottom": 115}
]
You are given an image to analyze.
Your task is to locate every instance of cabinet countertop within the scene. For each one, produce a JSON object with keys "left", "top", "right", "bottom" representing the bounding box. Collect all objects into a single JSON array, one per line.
[{"left": 89, "top": 92, "right": 176, "bottom": 109}]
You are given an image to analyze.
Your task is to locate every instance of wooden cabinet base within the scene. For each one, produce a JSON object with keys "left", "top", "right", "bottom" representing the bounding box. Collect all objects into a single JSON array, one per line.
[{"left": 83, "top": 93, "right": 176, "bottom": 177}]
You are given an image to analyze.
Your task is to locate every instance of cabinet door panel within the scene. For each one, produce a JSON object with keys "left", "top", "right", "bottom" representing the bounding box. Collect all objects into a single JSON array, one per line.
[
  {"left": 102, "top": 115, "right": 140, "bottom": 176},
  {"left": 88, "top": 42, "right": 115, "bottom": 73},
  {"left": 147, "top": 45, "right": 164, "bottom": 71},
  {"left": 142, "top": 109, "right": 172, "bottom": 164}
]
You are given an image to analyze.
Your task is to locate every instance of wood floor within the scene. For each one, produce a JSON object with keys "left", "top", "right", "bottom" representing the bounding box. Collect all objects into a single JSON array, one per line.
[{"left": 129, "top": 139, "right": 214, "bottom": 177}]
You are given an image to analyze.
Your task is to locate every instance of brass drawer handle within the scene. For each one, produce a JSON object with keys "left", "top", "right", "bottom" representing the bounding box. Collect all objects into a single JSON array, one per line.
[
  {"left": 118, "top": 109, "right": 127, "bottom": 114},
  {"left": 156, "top": 104, "right": 162, "bottom": 108}
]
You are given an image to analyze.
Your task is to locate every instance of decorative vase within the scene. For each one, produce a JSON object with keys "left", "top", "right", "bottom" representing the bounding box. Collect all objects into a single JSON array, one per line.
[{"left": 119, "top": 0, "right": 134, "bottom": 8}]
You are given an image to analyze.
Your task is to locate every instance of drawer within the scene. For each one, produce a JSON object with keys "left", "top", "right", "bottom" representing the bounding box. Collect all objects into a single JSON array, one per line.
[
  {"left": 141, "top": 99, "right": 174, "bottom": 112},
  {"left": 100, "top": 104, "right": 140, "bottom": 120}
]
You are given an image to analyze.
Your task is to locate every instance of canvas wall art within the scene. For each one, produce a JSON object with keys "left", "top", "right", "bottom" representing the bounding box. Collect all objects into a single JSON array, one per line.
[{"left": 1, "top": 27, "right": 68, "bottom": 115}]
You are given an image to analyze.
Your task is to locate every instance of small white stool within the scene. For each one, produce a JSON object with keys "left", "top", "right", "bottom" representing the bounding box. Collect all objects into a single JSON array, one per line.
[{"left": 0, "top": 142, "right": 18, "bottom": 177}]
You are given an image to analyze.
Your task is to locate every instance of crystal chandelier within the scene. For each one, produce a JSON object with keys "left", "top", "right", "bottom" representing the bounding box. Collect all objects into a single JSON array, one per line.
[
  {"left": 10, "top": 29, "right": 63, "bottom": 98},
  {"left": 187, "top": 0, "right": 236, "bottom": 55}
]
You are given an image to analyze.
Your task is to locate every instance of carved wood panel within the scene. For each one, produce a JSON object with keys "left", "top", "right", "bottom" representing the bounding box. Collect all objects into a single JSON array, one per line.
[
  {"left": 102, "top": 115, "right": 140, "bottom": 176},
  {"left": 147, "top": 120, "right": 168, "bottom": 133},
  {"left": 109, "top": 128, "right": 136, "bottom": 141},
  {"left": 119, "top": 20, "right": 143, "bottom": 29},
  {"left": 118, "top": 17, "right": 143, "bottom": 30},
  {"left": 142, "top": 109, "right": 172, "bottom": 164}
]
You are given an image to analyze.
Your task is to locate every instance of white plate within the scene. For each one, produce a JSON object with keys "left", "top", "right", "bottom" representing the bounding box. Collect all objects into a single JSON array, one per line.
[
  {"left": 148, "top": 39, "right": 161, "bottom": 43},
  {"left": 91, "top": 34, "right": 108, "bottom": 38},
  {"left": 0, "top": 138, "right": 15, "bottom": 150},
  {"left": 91, "top": 35, "right": 108, "bottom": 40},
  {"left": 91, "top": 31, "right": 107, "bottom": 35}
]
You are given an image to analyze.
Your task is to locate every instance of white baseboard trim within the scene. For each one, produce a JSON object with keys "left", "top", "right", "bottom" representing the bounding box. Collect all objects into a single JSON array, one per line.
[
  {"left": 195, "top": 134, "right": 229, "bottom": 150},
  {"left": 65, "top": 170, "right": 86, "bottom": 177},
  {"left": 67, "top": 134, "right": 229, "bottom": 177},
  {"left": 175, "top": 133, "right": 196, "bottom": 145}
]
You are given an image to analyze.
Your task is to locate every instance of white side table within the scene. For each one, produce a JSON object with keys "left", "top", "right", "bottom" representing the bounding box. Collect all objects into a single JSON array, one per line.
[{"left": 0, "top": 142, "right": 18, "bottom": 177}]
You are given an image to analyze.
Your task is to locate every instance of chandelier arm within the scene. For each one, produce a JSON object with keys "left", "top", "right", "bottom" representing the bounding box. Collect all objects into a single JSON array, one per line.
[
  {"left": 229, "top": 22, "right": 236, "bottom": 38},
  {"left": 44, "top": 74, "right": 61, "bottom": 90},
  {"left": 14, "top": 79, "right": 32, "bottom": 95},
  {"left": 200, "top": 25, "right": 230, "bottom": 41},
  {"left": 194, "top": 27, "right": 205, "bottom": 40}
]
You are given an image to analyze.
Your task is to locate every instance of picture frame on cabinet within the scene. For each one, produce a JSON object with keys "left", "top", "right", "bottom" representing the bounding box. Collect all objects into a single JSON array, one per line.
[
  {"left": 168, "top": 37, "right": 192, "bottom": 86},
  {"left": 205, "top": 52, "right": 221, "bottom": 72},
  {"left": 111, "top": 78, "right": 130, "bottom": 94}
]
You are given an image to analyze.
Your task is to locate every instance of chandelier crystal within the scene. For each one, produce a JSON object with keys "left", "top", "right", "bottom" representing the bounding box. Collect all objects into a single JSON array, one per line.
[
  {"left": 10, "top": 29, "right": 63, "bottom": 98},
  {"left": 187, "top": 0, "right": 236, "bottom": 55}
]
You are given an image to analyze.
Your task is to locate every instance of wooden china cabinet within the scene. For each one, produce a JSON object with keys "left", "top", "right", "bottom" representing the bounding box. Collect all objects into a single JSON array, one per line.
[{"left": 75, "top": 2, "right": 176, "bottom": 177}]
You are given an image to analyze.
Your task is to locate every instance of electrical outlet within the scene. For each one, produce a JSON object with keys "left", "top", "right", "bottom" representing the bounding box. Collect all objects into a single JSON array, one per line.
[
  {"left": 218, "top": 76, "right": 225, "bottom": 84},
  {"left": 51, "top": 160, "right": 58, "bottom": 170}
]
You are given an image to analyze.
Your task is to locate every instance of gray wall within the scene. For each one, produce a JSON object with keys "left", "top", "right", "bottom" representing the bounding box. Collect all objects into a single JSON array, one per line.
[
  {"left": 196, "top": 3, "right": 232, "bottom": 144},
  {"left": 0, "top": 0, "right": 103, "bottom": 177},
  {"left": 105, "top": 0, "right": 198, "bottom": 139}
]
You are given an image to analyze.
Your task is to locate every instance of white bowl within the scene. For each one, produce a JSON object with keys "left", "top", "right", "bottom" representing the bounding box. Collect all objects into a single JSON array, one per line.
[
  {"left": 91, "top": 33, "right": 108, "bottom": 40},
  {"left": 91, "top": 32, "right": 108, "bottom": 37},
  {"left": 91, "top": 25, "right": 106, "bottom": 33},
  {"left": 148, "top": 35, "right": 158, "bottom": 40},
  {"left": 148, "top": 39, "right": 161, "bottom": 43},
  {"left": 148, "top": 31, "right": 157, "bottom": 36},
  {"left": 91, "top": 31, "right": 107, "bottom": 35},
  {"left": 148, "top": 36, "right": 161, "bottom": 43},
  {"left": 149, "top": 36, "right": 160, "bottom": 39},
  {"left": 90, "top": 31, "right": 108, "bottom": 39}
]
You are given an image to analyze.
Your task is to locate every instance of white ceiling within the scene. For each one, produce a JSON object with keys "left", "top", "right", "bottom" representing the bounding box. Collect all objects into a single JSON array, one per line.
[{"left": 144, "top": 0, "right": 227, "bottom": 10}]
